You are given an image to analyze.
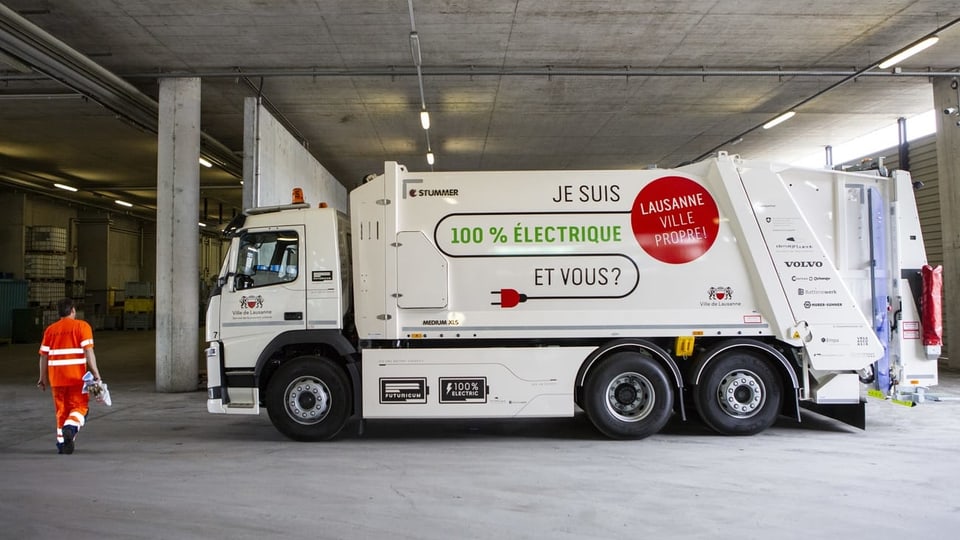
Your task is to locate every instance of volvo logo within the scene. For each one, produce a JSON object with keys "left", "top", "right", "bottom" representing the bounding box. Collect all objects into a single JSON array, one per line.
[{"left": 784, "top": 261, "right": 823, "bottom": 268}]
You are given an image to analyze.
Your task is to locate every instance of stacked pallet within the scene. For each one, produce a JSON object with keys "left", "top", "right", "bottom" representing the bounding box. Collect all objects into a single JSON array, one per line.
[{"left": 25, "top": 226, "right": 66, "bottom": 306}]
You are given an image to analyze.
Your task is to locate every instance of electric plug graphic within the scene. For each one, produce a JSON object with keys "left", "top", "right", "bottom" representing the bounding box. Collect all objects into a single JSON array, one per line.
[{"left": 491, "top": 288, "right": 528, "bottom": 308}]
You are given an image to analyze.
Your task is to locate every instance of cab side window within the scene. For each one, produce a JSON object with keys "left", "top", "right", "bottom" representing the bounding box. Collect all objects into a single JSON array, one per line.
[{"left": 235, "top": 230, "right": 299, "bottom": 290}]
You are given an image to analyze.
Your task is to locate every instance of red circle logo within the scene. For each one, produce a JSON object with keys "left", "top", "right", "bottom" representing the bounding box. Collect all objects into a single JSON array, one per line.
[{"left": 630, "top": 176, "right": 719, "bottom": 264}]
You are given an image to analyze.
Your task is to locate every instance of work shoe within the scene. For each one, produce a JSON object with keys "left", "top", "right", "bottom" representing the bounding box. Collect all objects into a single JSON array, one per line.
[{"left": 61, "top": 425, "right": 77, "bottom": 455}]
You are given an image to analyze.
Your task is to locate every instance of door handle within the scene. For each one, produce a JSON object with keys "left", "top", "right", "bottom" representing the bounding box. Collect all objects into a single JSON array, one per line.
[{"left": 284, "top": 312, "right": 303, "bottom": 321}]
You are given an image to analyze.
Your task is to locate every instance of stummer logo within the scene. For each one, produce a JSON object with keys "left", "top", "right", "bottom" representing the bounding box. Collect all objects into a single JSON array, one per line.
[{"left": 402, "top": 178, "right": 459, "bottom": 199}]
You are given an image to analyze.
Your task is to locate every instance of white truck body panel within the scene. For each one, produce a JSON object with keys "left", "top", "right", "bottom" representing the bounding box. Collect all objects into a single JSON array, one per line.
[
  {"left": 350, "top": 155, "right": 898, "bottom": 371},
  {"left": 361, "top": 347, "right": 592, "bottom": 418},
  {"left": 354, "top": 159, "right": 777, "bottom": 343}
]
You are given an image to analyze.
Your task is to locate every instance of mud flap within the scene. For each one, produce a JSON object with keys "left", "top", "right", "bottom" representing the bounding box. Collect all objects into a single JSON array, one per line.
[{"left": 800, "top": 400, "right": 865, "bottom": 430}]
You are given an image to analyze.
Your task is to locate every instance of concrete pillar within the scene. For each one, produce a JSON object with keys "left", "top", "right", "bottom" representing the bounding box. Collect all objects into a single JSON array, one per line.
[
  {"left": 933, "top": 77, "right": 960, "bottom": 370},
  {"left": 155, "top": 77, "right": 201, "bottom": 392}
]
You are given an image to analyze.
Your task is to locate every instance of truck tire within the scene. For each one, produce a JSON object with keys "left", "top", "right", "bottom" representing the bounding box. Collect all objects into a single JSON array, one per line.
[
  {"left": 694, "top": 351, "right": 782, "bottom": 436},
  {"left": 583, "top": 352, "right": 674, "bottom": 439},
  {"left": 265, "top": 356, "right": 352, "bottom": 441}
]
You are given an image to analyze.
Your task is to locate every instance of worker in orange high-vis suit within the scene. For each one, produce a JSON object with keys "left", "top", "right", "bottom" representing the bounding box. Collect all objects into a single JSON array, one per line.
[{"left": 37, "top": 298, "right": 102, "bottom": 455}]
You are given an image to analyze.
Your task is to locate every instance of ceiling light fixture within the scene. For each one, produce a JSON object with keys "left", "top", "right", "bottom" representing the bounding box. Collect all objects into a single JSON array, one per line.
[
  {"left": 763, "top": 111, "right": 796, "bottom": 130},
  {"left": 198, "top": 157, "right": 213, "bottom": 168},
  {"left": 409, "top": 31, "right": 422, "bottom": 67},
  {"left": 198, "top": 222, "right": 207, "bottom": 227},
  {"left": 115, "top": 200, "right": 133, "bottom": 208},
  {"left": 53, "top": 183, "right": 78, "bottom": 192},
  {"left": 878, "top": 36, "right": 939, "bottom": 69},
  {"left": 409, "top": 1, "right": 436, "bottom": 168}
]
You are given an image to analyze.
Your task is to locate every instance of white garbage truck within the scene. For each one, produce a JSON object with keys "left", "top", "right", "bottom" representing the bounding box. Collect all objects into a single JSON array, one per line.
[{"left": 204, "top": 152, "right": 941, "bottom": 440}]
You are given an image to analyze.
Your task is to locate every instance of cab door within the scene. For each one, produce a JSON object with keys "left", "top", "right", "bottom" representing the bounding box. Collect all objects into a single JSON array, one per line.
[{"left": 219, "top": 225, "right": 307, "bottom": 368}]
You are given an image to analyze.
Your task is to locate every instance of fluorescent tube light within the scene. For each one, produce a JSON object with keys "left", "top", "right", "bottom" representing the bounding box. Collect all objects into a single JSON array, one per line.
[
  {"left": 420, "top": 110, "right": 431, "bottom": 130},
  {"left": 198, "top": 222, "right": 207, "bottom": 227},
  {"left": 763, "top": 111, "right": 796, "bottom": 130},
  {"left": 115, "top": 200, "right": 133, "bottom": 208},
  {"left": 198, "top": 157, "right": 213, "bottom": 168},
  {"left": 878, "top": 36, "right": 939, "bottom": 69},
  {"left": 54, "top": 183, "right": 78, "bottom": 192},
  {"left": 426, "top": 152, "right": 435, "bottom": 165},
  {"left": 409, "top": 32, "right": 422, "bottom": 67}
]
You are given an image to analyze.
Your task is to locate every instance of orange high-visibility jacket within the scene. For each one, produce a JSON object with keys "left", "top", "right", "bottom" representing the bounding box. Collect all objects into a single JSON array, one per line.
[{"left": 39, "top": 318, "right": 94, "bottom": 387}]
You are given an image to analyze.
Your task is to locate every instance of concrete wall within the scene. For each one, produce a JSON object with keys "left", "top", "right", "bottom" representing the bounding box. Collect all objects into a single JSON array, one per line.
[
  {"left": 243, "top": 98, "right": 348, "bottom": 212},
  {"left": 934, "top": 77, "right": 960, "bottom": 370},
  {"left": 73, "top": 213, "right": 156, "bottom": 293},
  {"left": 0, "top": 191, "right": 81, "bottom": 277},
  {"left": 0, "top": 187, "right": 165, "bottom": 314},
  {"left": 105, "top": 217, "right": 153, "bottom": 288},
  {"left": 0, "top": 192, "right": 26, "bottom": 277},
  {"left": 76, "top": 219, "right": 110, "bottom": 290}
]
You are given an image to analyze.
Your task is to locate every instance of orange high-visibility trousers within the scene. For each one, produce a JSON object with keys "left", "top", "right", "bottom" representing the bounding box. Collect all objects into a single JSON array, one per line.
[{"left": 51, "top": 385, "right": 88, "bottom": 443}]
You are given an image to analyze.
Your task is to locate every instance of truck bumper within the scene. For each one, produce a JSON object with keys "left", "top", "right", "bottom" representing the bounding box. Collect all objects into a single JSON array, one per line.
[{"left": 207, "top": 393, "right": 228, "bottom": 414}]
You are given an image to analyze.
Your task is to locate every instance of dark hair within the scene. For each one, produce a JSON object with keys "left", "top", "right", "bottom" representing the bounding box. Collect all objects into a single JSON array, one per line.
[{"left": 57, "top": 298, "right": 75, "bottom": 318}]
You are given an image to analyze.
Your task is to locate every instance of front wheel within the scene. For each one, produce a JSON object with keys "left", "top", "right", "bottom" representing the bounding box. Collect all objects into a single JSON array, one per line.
[
  {"left": 265, "top": 356, "right": 352, "bottom": 441},
  {"left": 582, "top": 352, "right": 674, "bottom": 439},
  {"left": 694, "top": 351, "right": 782, "bottom": 436}
]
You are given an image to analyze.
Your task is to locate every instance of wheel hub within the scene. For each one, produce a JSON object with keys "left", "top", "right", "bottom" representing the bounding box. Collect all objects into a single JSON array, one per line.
[
  {"left": 298, "top": 391, "right": 317, "bottom": 410},
  {"left": 604, "top": 372, "right": 656, "bottom": 422},
  {"left": 285, "top": 376, "right": 331, "bottom": 425},
  {"left": 616, "top": 383, "right": 638, "bottom": 405},
  {"left": 716, "top": 369, "right": 765, "bottom": 419}
]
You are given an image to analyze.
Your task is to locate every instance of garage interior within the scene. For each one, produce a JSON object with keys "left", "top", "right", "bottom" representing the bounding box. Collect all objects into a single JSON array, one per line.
[{"left": 1, "top": 2, "right": 959, "bottom": 538}]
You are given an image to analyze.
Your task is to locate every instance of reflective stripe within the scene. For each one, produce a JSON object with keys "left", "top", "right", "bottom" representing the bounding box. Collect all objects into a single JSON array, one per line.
[
  {"left": 40, "top": 345, "right": 51, "bottom": 352},
  {"left": 80, "top": 339, "right": 94, "bottom": 347},
  {"left": 49, "top": 347, "right": 85, "bottom": 355},
  {"left": 48, "top": 358, "right": 87, "bottom": 366}
]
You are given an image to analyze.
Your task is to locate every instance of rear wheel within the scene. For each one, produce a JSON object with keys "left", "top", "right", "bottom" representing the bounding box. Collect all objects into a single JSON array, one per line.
[
  {"left": 265, "top": 356, "right": 352, "bottom": 441},
  {"left": 583, "top": 352, "right": 674, "bottom": 439},
  {"left": 694, "top": 351, "right": 782, "bottom": 436}
]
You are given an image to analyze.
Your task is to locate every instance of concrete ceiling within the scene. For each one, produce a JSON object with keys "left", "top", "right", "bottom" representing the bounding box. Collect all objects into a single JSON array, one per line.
[{"left": 1, "top": 1, "right": 959, "bottom": 224}]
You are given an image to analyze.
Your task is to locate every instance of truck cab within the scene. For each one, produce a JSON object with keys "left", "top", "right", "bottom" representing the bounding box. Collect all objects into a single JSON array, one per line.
[{"left": 206, "top": 203, "right": 358, "bottom": 438}]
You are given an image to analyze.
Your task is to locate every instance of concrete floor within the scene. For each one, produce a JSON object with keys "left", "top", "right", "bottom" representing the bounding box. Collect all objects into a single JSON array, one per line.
[{"left": 1, "top": 330, "right": 958, "bottom": 540}]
